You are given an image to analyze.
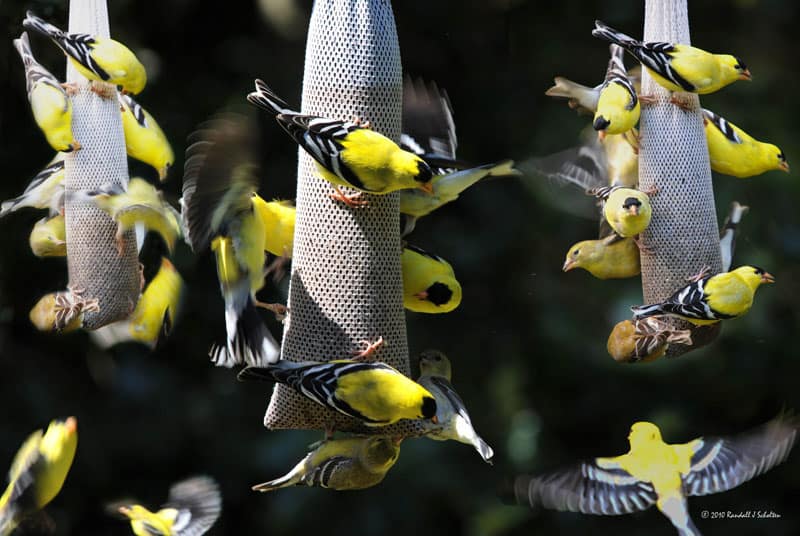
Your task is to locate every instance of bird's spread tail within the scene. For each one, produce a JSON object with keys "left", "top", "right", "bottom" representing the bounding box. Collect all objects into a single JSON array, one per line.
[
  {"left": 22, "top": 11, "right": 66, "bottom": 41},
  {"left": 592, "top": 20, "right": 640, "bottom": 49},
  {"left": 12, "top": 32, "right": 34, "bottom": 69},
  {"left": 631, "top": 303, "right": 665, "bottom": 320},
  {"left": 545, "top": 76, "right": 590, "bottom": 100},
  {"left": 210, "top": 291, "right": 279, "bottom": 368},
  {"left": 0, "top": 198, "right": 24, "bottom": 219},
  {"left": 247, "top": 79, "right": 293, "bottom": 116}
]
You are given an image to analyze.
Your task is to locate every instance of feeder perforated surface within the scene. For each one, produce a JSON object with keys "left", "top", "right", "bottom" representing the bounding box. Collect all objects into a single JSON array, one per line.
[
  {"left": 265, "top": 0, "right": 424, "bottom": 436},
  {"left": 637, "top": 0, "right": 723, "bottom": 355},
  {"left": 63, "top": 0, "right": 139, "bottom": 330}
]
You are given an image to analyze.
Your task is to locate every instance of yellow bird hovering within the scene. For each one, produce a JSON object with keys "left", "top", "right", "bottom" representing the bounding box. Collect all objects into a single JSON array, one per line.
[
  {"left": 703, "top": 109, "right": 789, "bottom": 178},
  {"left": 119, "top": 93, "right": 174, "bottom": 181},
  {"left": 13, "top": 32, "right": 80, "bottom": 153},
  {"left": 23, "top": 11, "right": 146, "bottom": 95},
  {"left": 510, "top": 416, "right": 799, "bottom": 535},
  {"left": 0, "top": 417, "right": 78, "bottom": 536},
  {"left": 0, "top": 155, "right": 65, "bottom": 219},
  {"left": 401, "top": 244, "right": 462, "bottom": 314},
  {"left": 116, "top": 476, "right": 221, "bottom": 536}
]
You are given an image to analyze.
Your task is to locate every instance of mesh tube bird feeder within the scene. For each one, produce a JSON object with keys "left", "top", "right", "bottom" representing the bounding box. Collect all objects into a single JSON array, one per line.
[
  {"left": 63, "top": 0, "right": 139, "bottom": 329},
  {"left": 265, "top": 0, "right": 424, "bottom": 436},
  {"left": 637, "top": 0, "right": 722, "bottom": 356}
]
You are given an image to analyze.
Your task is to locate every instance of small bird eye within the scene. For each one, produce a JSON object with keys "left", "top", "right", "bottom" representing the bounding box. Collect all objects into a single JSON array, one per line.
[
  {"left": 778, "top": 152, "right": 786, "bottom": 162},
  {"left": 573, "top": 249, "right": 581, "bottom": 256}
]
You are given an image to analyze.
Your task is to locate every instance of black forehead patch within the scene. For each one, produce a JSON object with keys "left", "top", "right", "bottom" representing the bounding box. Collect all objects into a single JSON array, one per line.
[
  {"left": 734, "top": 56, "right": 748, "bottom": 70},
  {"left": 622, "top": 197, "right": 642, "bottom": 209},
  {"left": 425, "top": 282, "right": 454, "bottom": 306}
]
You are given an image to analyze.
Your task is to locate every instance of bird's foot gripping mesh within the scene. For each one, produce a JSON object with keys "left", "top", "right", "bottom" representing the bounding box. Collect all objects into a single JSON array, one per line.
[
  {"left": 63, "top": 0, "right": 139, "bottom": 330},
  {"left": 635, "top": 0, "right": 722, "bottom": 357},
  {"left": 264, "top": 0, "right": 426, "bottom": 437}
]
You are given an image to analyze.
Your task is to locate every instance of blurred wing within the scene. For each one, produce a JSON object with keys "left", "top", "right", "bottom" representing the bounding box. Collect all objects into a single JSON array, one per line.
[
  {"left": 164, "top": 476, "right": 222, "bottom": 536},
  {"left": 683, "top": 415, "right": 799, "bottom": 497},
  {"left": 181, "top": 114, "right": 260, "bottom": 251},
  {"left": 402, "top": 76, "right": 457, "bottom": 161},
  {"left": 512, "top": 458, "right": 657, "bottom": 515}
]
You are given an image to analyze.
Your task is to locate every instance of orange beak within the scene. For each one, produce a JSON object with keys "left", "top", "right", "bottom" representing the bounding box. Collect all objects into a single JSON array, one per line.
[
  {"left": 739, "top": 69, "right": 752, "bottom": 81},
  {"left": 431, "top": 415, "right": 439, "bottom": 424},
  {"left": 761, "top": 272, "right": 775, "bottom": 284},
  {"left": 780, "top": 161, "right": 790, "bottom": 173},
  {"left": 65, "top": 416, "right": 78, "bottom": 433},
  {"left": 414, "top": 291, "right": 428, "bottom": 300},
  {"left": 417, "top": 182, "right": 434, "bottom": 195},
  {"left": 597, "top": 130, "right": 607, "bottom": 141},
  {"left": 627, "top": 205, "right": 640, "bottom": 216},
  {"left": 562, "top": 258, "right": 576, "bottom": 272}
]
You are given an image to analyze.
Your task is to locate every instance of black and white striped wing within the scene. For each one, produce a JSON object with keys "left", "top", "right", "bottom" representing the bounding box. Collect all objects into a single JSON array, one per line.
[
  {"left": 512, "top": 458, "right": 657, "bottom": 515},
  {"left": 303, "top": 455, "right": 353, "bottom": 489},
  {"left": 683, "top": 416, "right": 799, "bottom": 497},
  {"left": 164, "top": 476, "right": 221, "bottom": 536},
  {"left": 634, "top": 42, "right": 695, "bottom": 92},
  {"left": 120, "top": 93, "right": 149, "bottom": 128},
  {"left": 702, "top": 109, "right": 742, "bottom": 144},
  {"left": 605, "top": 45, "right": 638, "bottom": 110},
  {"left": 659, "top": 278, "right": 729, "bottom": 321},
  {"left": 401, "top": 76, "right": 458, "bottom": 172}
]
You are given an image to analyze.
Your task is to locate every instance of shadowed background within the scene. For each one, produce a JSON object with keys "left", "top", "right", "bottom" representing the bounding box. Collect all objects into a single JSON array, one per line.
[{"left": 0, "top": 0, "right": 798, "bottom": 534}]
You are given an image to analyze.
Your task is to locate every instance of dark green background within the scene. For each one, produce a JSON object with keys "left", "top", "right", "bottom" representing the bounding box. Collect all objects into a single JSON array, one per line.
[{"left": 0, "top": 0, "right": 798, "bottom": 534}]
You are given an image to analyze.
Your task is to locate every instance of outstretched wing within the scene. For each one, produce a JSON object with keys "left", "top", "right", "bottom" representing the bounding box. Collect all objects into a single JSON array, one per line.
[{"left": 164, "top": 476, "right": 221, "bottom": 536}]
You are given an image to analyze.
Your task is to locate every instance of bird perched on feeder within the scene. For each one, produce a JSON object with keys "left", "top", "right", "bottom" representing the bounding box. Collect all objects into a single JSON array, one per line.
[
  {"left": 0, "top": 417, "right": 78, "bottom": 536},
  {"left": 13, "top": 32, "right": 80, "bottom": 153},
  {"left": 401, "top": 244, "right": 462, "bottom": 314},
  {"left": 247, "top": 79, "right": 434, "bottom": 206},
  {"left": 509, "top": 415, "right": 799, "bottom": 536},
  {"left": 562, "top": 235, "right": 640, "bottom": 279},
  {"left": 119, "top": 94, "right": 174, "bottom": 181},
  {"left": 115, "top": 476, "right": 221, "bottom": 536},
  {"left": 0, "top": 155, "right": 65, "bottom": 219},
  {"left": 417, "top": 350, "right": 494, "bottom": 463},
  {"left": 593, "top": 185, "right": 653, "bottom": 240},
  {"left": 29, "top": 287, "right": 100, "bottom": 333},
  {"left": 607, "top": 317, "right": 692, "bottom": 363},
  {"left": 593, "top": 45, "right": 641, "bottom": 139},
  {"left": 181, "top": 114, "right": 280, "bottom": 368},
  {"left": 719, "top": 201, "right": 748, "bottom": 272},
  {"left": 253, "top": 436, "right": 402, "bottom": 492},
  {"left": 238, "top": 360, "right": 438, "bottom": 427},
  {"left": 81, "top": 178, "right": 181, "bottom": 254},
  {"left": 29, "top": 214, "right": 66, "bottom": 258},
  {"left": 399, "top": 76, "right": 520, "bottom": 234},
  {"left": 592, "top": 20, "right": 751, "bottom": 102},
  {"left": 702, "top": 109, "right": 789, "bottom": 178},
  {"left": 632, "top": 265, "right": 774, "bottom": 325},
  {"left": 23, "top": 11, "right": 146, "bottom": 95}
]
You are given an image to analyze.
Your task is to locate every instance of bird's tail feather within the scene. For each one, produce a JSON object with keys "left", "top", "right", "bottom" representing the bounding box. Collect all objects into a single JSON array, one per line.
[
  {"left": 210, "top": 290, "right": 279, "bottom": 368},
  {"left": 22, "top": 12, "right": 65, "bottom": 41},
  {"left": 247, "top": 79, "right": 293, "bottom": 116},
  {"left": 473, "top": 436, "right": 495, "bottom": 464},
  {"left": 631, "top": 303, "right": 665, "bottom": 320},
  {"left": 0, "top": 198, "right": 23, "bottom": 218},
  {"left": 719, "top": 201, "right": 748, "bottom": 272},
  {"left": 545, "top": 77, "right": 599, "bottom": 113},
  {"left": 12, "top": 32, "right": 34, "bottom": 69},
  {"left": 251, "top": 454, "right": 311, "bottom": 492},
  {"left": 592, "top": 20, "right": 640, "bottom": 49}
]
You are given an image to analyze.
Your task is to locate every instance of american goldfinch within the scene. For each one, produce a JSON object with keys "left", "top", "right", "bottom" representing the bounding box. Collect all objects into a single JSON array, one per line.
[
  {"left": 29, "top": 286, "right": 100, "bottom": 333},
  {"left": 0, "top": 155, "right": 65, "bottom": 218},
  {"left": 23, "top": 11, "right": 146, "bottom": 95},
  {"left": 593, "top": 45, "right": 640, "bottom": 138},
  {"left": 592, "top": 20, "right": 751, "bottom": 96},
  {"left": 703, "top": 109, "right": 789, "bottom": 178},
  {"left": 595, "top": 186, "right": 653, "bottom": 239},
  {"left": 29, "top": 213, "right": 66, "bottom": 258},
  {"left": 0, "top": 417, "right": 77, "bottom": 536},
  {"left": 13, "top": 32, "right": 79, "bottom": 153},
  {"left": 607, "top": 317, "right": 692, "bottom": 363},
  {"left": 247, "top": 80, "right": 434, "bottom": 205},
  {"left": 632, "top": 265, "right": 774, "bottom": 325},
  {"left": 562, "top": 235, "right": 640, "bottom": 279},
  {"left": 719, "top": 201, "right": 748, "bottom": 272},
  {"left": 402, "top": 244, "right": 462, "bottom": 314},
  {"left": 254, "top": 199, "right": 295, "bottom": 258},
  {"left": 238, "top": 360, "right": 438, "bottom": 426},
  {"left": 181, "top": 114, "right": 279, "bottom": 367},
  {"left": 116, "top": 476, "right": 221, "bottom": 536},
  {"left": 119, "top": 93, "right": 174, "bottom": 181},
  {"left": 417, "top": 350, "right": 494, "bottom": 463},
  {"left": 83, "top": 178, "right": 181, "bottom": 254},
  {"left": 253, "top": 436, "right": 401, "bottom": 492},
  {"left": 510, "top": 415, "right": 799, "bottom": 536}
]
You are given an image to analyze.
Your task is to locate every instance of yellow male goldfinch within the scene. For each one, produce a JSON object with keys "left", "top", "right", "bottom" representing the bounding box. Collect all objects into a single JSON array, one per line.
[
  {"left": 402, "top": 244, "right": 462, "bottom": 314},
  {"left": 29, "top": 286, "right": 100, "bottom": 333},
  {"left": 399, "top": 76, "right": 520, "bottom": 234},
  {"left": 510, "top": 416, "right": 799, "bottom": 535},
  {"left": 592, "top": 20, "right": 750, "bottom": 97},
  {"left": 29, "top": 214, "right": 66, "bottom": 258},
  {"left": 632, "top": 265, "right": 774, "bottom": 325},
  {"left": 719, "top": 201, "right": 748, "bottom": 272},
  {"left": 703, "top": 109, "right": 789, "bottom": 178},
  {"left": 607, "top": 317, "right": 692, "bottom": 363},
  {"left": 181, "top": 114, "right": 279, "bottom": 367},
  {"left": 417, "top": 350, "right": 494, "bottom": 463},
  {"left": 119, "top": 94, "right": 174, "bottom": 181},
  {"left": 562, "top": 235, "right": 640, "bottom": 279},
  {"left": 595, "top": 186, "right": 652, "bottom": 239},
  {"left": 593, "top": 45, "right": 640, "bottom": 138},
  {"left": 247, "top": 80, "right": 434, "bottom": 206},
  {"left": 23, "top": 11, "right": 146, "bottom": 95},
  {"left": 0, "top": 417, "right": 77, "bottom": 536},
  {"left": 116, "top": 476, "right": 221, "bottom": 536},
  {"left": 238, "top": 360, "right": 437, "bottom": 426},
  {"left": 82, "top": 178, "right": 181, "bottom": 254},
  {"left": 0, "top": 155, "right": 65, "bottom": 218},
  {"left": 13, "top": 32, "right": 80, "bottom": 153},
  {"left": 254, "top": 436, "right": 401, "bottom": 492}
]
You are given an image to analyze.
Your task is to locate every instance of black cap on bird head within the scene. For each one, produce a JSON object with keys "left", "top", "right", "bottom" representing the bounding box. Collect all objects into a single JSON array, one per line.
[
  {"left": 734, "top": 56, "right": 751, "bottom": 80},
  {"left": 421, "top": 396, "right": 437, "bottom": 421},
  {"left": 752, "top": 266, "right": 775, "bottom": 283},
  {"left": 593, "top": 115, "right": 611, "bottom": 132},
  {"left": 622, "top": 196, "right": 642, "bottom": 215},
  {"left": 424, "top": 282, "right": 454, "bottom": 306},
  {"left": 414, "top": 160, "right": 434, "bottom": 187}
]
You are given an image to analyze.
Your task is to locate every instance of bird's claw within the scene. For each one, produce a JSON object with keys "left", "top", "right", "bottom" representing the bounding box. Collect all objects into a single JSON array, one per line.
[
  {"left": 634, "top": 236, "right": 653, "bottom": 254},
  {"left": 255, "top": 300, "right": 288, "bottom": 322},
  {"left": 637, "top": 94, "right": 658, "bottom": 105},
  {"left": 686, "top": 265, "right": 712, "bottom": 282},
  {"left": 353, "top": 117, "right": 372, "bottom": 129},
  {"left": 640, "top": 184, "right": 660, "bottom": 197},
  {"left": 669, "top": 93, "right": 695, "bottom": 111},
  {"left": 351, "top": 336, "right": 385, "bottom": 361},
  {"left": 89, "top": 80, "right": 117, "bottom": 100},
  {"left": 330, "top": 187, "right": 368, "bottom": 208},
  {"left": 61, "top": 82, "right": 80, "bottom": 96}
]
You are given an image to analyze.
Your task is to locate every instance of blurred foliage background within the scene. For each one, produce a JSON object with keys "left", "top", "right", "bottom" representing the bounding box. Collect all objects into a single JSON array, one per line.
[{"left": 1, "top": 0, "right": 798, "bottom": 534}]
